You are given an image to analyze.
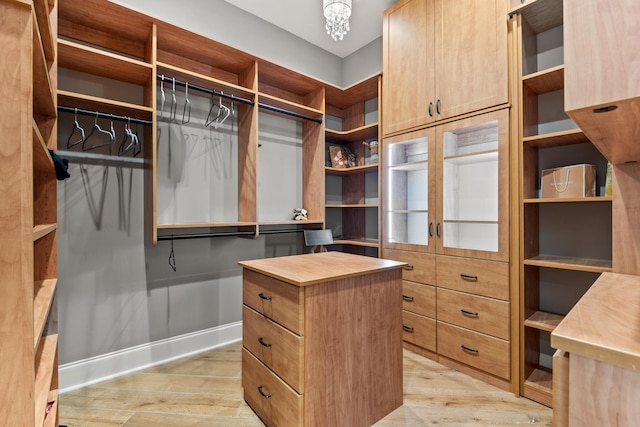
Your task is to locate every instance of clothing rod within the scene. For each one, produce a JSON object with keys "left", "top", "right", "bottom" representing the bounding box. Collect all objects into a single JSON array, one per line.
[
  {"left": 158, "top": 231, "right": 256, "bottom": 241},
  {"left": 257, "top": 103, "right": 323, "bottom": 124},
  {"left": 156, "top": 75, "right": 255, "bottom": 106},
  {"left": 58, "top": 105, "right": 153, "bottom": 126}
]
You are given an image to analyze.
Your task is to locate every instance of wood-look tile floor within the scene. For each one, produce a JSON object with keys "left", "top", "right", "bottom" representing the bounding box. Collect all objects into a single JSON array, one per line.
[{"left": 59, "top": 341, "right": 552, "bottom": 426}]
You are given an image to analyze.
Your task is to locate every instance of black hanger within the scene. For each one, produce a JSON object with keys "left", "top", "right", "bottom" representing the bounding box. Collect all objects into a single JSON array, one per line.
[
  {"left": 83, "top": 112, "right": 115, "bottom": 155},
  {"left": 67, "top": 108, "right": 85, "bottom": 149}
]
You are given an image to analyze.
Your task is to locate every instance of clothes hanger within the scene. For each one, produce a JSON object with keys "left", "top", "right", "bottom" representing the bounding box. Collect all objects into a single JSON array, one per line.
[
  {"left": 67, "top": 108, "right": 85, "bottom": 149},
  {"left": 182, "top": 81, "right": 191, "bottom": 124},
  {"left": 83, "top": 112, "right": 115, "bottom": 155},
  {"left": 160, "top": 74, "right": 166, "bottom": 121},
  {"left": 205, "top": 92, "right": 222, "bottom": 127},
  {"left": 214, "top": 92, "right": 231, "bottom": 129},
  {"left": 118, "top": 118, "right": 141, "bottom": 157},
  {"left": 170, "top": 77, "right": 177, "bottom": 122}
]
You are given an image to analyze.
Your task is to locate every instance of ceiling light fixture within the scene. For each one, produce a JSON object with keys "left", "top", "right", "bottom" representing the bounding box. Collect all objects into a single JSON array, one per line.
[{"left": 324, "top": 0, "right": 352, "bottom": 41}]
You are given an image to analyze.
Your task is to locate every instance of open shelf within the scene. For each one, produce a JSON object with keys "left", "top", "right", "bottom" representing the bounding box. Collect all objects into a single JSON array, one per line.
[
  {"left": 258, "top": 93, "right": 324, "bottom": 123},
  {"left": 523, "top": 65, "right": 564, "bottom": 94},
  {"left": 524, "top": 255, "right": 612, "bottom": 273},
  {"left": 522, "top": 129, "right": 590, "bottom": 148},
  {"left": 524, "top": 196, "right": 612, "bottom": 203},
  {"left": 509, "top": 0, "right": 562, "bottom": 33},
  {"left": 32, "top": 120, "right": 54, "bottom": 172},
  {"left": 523, "top": 367, "right": 553, "bottom": 407},
  {"left": 34, "top": 334, "right": 57, "bottom": 427},
  {"left": 325, "top": 164, "right": 378, "bottom": 176},
  {"left": 34, "top": 0, "right": 55, "bottom": 62},
  {"left": 33, "top": 224, "right": 57, "bottom": 242},
  {"left": 33, "top": 279, "right": 57, "bottom": 349},
  {"left": 524, "top": 310, "right": 564, "bottom": 332},
  {"left": 325, "top": 123, "right": 379, "bottom": 144},
  {"left": 333, "top": 238, "right": 379, "bottom": 248},
  {"left": 33, "top": 20, "right": 56, "bottom": 118},
  {"left": 58, "top": 38, "right": 152, "bottom": 85},
  {"left": 58, "top": 90, "right": 153, "bottom": 120},
  {"left": 157, "top": 222, "right": 258, "bottom": 229},
  {"left": 326, "top": 204, "right": 379, "bottom": 209}
]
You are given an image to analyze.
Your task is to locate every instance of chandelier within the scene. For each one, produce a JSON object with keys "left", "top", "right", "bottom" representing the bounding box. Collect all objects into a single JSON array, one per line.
[{"left": 323, "top": 0, "right": 352, "bottom": 41}]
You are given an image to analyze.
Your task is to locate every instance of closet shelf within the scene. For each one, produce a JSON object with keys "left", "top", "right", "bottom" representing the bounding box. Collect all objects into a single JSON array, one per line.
[
  {"left": 523, "top": 367, "right": 552, "bottom": 407},
  {"left": 325, "top": 164, "right": 378, "bottom": 176},
  {"left": 258, "top": 220, "right": 324, "bottom": 226},
  {"left": 157, "top": 222, "right": 258, "bottom": 229},
  {"left": 389, "top": 160, "right": 428, "bottom": 171},
  {"left": 34, "top": 0, "right": 55, "bottom": 63},
  {"left": 32, "top": 120, "right": 55, "bottom": 172},
  {"left": 33, "top": 279, "right": 57, "bottom": 350},
  {"left": 509, "top": 0, "right": 563, "bottom": 33},
  {"left": 157, "top": 62, "right": 257, "bottom": 101},
  {"left": 522, "top": 128, "right": 590, "bottom": 148},
  {"left": 333, "top": 238, "right": 379, "bottom": 248},
  {"left": 325, "top": 204, "right": 378, "bottom": 209},
  {"left": 34, "top": 334, "right": 57, "bottom": 427},
  {"left": 524, "top": 310, "right": 563, "bottom": 332},
  {"left": 56, "top": 150, "right": 144, "bottom": 169},
  {"left": 325, "top": 123, "right": 378, "bottom": 143},
  {"left": 58, "top": 38, "right": 152, "bottom": 85},
  {"left": 524, "top": 196, "right": 612, "bottom": 203},
  {"left": 524, "top": 255, "right": 612, "bottom": 273},
  {"left": 33, "top": 224, "right": 57, "bottom": 241},
  {"left": 58, "top": 90, "right": 153, "bottom": 120},
  {"left": 523, "top": 65, "right": 564, "bottom": 94},
  {"left": 258, "top": 93, "right": 324, "bottom": 123},
  {"left": 33, "top": 19, "right": 56, "bottom": 118}
]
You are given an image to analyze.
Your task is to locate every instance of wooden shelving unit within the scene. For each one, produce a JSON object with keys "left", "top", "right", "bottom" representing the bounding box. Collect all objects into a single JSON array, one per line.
[
  {"left": 511, "top": 0, "right": 612, "bottom": 408},
  {"left": 1, "top": 0, "right": 59, "bottom": 425}
]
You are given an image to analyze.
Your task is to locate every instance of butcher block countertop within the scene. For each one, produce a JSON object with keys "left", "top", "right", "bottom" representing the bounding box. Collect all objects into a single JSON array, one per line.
[
  {"left": 551, "top": 272, "right": 640, "bottom": 371},
  {"left": 238, "top": 251, "right": 407, "bottom": 287}
]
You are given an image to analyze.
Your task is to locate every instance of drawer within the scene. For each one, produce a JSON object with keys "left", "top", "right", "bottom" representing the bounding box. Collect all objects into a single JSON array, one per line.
[
  {"left": 243, "top": 305, "right": 304, "bottom": 393},
  {"left": 384, "top": 249, "right": 435, "bottom": 285},
  {"left": 242, "top": 348, "right": 302, "bottom": 427},
  {"left": 243, "top": 269, "right": 304, "bottom": 335},
  {"left": 402, "top": 280, "right": 436, "bottom": 318},
  {"left": 402, "top": 311, "right": 436, "bottom": 352},
  {"left": 437, "top": 322, "right": 510, "bottom": 380},
  {"left": 436, "top": 255, "right": 509, "bottom": 300},
  {"left": 437, "top": 288, "right": 510, "bottom": 340}
]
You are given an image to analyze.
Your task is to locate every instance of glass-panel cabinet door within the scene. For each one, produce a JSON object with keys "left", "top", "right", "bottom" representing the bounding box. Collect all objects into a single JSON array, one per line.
[
  {"left": 436, "top": 109, "right": 509, "bottom": 261},
  {"left": 383, "top": 128, "right": 436, "bottom": 253}
]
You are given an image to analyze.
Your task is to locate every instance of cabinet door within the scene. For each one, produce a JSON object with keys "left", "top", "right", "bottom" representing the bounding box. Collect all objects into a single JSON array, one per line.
[
  {"left": 383, "top": 0, "right": 435, "bottom": 135},
  {"left": 435, "top": 109, "right": 509, "bottom": 261},
  {"left": 383, "top": 128, "right": 436, "bottom": 253},
  {"left": 434, "top": 0, "right": 508, "bottom": 120}
]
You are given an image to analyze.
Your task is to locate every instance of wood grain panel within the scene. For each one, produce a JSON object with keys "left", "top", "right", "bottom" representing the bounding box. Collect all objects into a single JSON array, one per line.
[
  {"left": 552, "top": 350, "right": 569, "bottom": 427},
  {"left": 436, "top": 255, "right": 509, "bottom": 300},
  {"left": 383, "top": 249, "right": 436, "bottom": 285},
  {"left": 612, "top": 163, "right": 640, "bottom": 274},
  {"left": 437, "top": 288, "right": 510, "bottom": 340},
  {"left": 402, "top": 311, "right": 436, "bottom": 352},
  {"left": 402, "top": 280, "right": 436, "bottom": 318}
]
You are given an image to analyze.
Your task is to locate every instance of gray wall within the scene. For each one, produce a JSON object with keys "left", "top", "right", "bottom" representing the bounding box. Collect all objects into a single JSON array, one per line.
[{"left": 58, "top": 1, "right": 383, "bottom": 370}]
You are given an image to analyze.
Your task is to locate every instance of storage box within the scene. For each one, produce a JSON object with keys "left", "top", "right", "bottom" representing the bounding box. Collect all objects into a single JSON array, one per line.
[{"left": 541, "top": 164, "right": 596, "bottom": 198}]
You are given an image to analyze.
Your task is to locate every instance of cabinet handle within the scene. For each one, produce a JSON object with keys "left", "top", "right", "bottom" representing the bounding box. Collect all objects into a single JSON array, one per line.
[
  {"left": 428, "top": 101, "right": 433, "bottom": 117},
  {"left": 429, "top": 222, "right": 433, "bottom": 237},
  {"left": 436, "top": 222, "right": 441, "bottom": 238},
  {"left": 403, "top": 264, "right": 414, "bottom": 271},
  {"left": 461, "top": 344, "right": 479, "bottom": 354},
  {"left": 436, "top": 99, "right": 441, "bottom": 115},
  {"left": 402, "top": 294, "right": 414, "bottom": 302},
  {"left": 257, "top": 385, "right": 272, "bottom": 399},
  {"left": 402, "top": 324, "right": 414, "bottom": 333},
  {"left": 460, "top": 274, "right": 478, "bottom": 281},
  {"left": 461, "top": 309, "right": 479, "bottom": 317},
  {"left": 258, "top": 292, "right": 272, "bottom": 300},
  {"left": 258, "top": 337, "right": 272, "bottom": 347}
]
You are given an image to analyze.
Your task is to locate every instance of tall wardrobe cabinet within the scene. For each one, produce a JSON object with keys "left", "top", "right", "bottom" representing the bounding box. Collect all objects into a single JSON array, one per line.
[{"left": 1, "top": 0, "right": 59, "bottom": 426}]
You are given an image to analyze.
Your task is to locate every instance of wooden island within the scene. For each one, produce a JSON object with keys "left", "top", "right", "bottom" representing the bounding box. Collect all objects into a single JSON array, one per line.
[{"left": 239, "top": 251, "right": 406, "bottom": 427}]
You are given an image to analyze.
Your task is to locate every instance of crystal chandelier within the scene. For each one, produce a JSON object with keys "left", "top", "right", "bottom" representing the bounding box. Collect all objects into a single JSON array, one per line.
[{"left": 324, "top": 0, "right": 352, "bottom": 41}]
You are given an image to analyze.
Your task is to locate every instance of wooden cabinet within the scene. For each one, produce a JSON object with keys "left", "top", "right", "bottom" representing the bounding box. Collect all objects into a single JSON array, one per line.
[
  {"left": 383, "top": 0, "right": 508, "bottom": 136},
  {"left": 382, "top": 109, "right": 512, "bottom": 390},
  {"left": 509, "top": 0, "right": 612, "bottom": 407},
  {"left": 1, "top": 0, "right": 59, "bottom": 425},
  {"left": 239, "top": 252, "right": 404, "bottom": 427},
  {"left": 564, "top": 0, "right": 640, "bottom": 165},
  {"left": 324, "top": 76, "right": 381, "bottom": 257}
]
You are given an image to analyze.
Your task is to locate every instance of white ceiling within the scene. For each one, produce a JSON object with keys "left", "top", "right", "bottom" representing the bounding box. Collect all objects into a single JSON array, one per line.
[{"left": 222, "top": 0, "right": 397, "bottom": 58}]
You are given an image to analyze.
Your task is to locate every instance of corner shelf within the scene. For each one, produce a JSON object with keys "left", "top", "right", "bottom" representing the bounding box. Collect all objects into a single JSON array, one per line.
[
  {"left": 325, "top": 164, "right": 378, "bottom": 175},
  {"left": 325, "top": 123, "right": 379, "bottom": 144}
]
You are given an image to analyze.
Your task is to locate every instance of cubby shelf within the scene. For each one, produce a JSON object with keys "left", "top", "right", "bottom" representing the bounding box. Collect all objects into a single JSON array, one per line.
[
  {"left": 32, "top": 120, "right": 54, "bottom": 172},
  {"left": 33, "top": 279, "right": 58, "bottom": 349},
  {"left": 33, "top": 20, "right": 56, "bottom": 118},
  {"left": 509, "top": 0, "right": 562, "bottom": 33},
  {"left": 522, "top": 128, "right": 590, "bottom": 148},
  {"left": 524, "top": 310, "right": 564, "bottom": 332},
  {"left": 43, "top": 390, "right": 58, "bottom": 427},
  {"left": 522, "top": 65, "right": 564, "bottom": 94},
  {"left": 34, "top": 0, "right": 55, "bottom": 62},
  {"left": 325, "top": 164, "right": 378, "bottom": 175},
  {"left": 523, "top": 368, "right": 553, "bottom": 407},
  {"left": 325, "top": 123, "right": 378, "bottom": 143},
  {"left": 523, "top": 255, "right": 612, "bottom": 273},
  {"left": 33, "top": 224, "right": 57, "bottom": 242},
  {"left": 34, "top": 335, "right": 58, "bottom": 427},
  {"left": 523, "top": 196, "right": 612, "bottom": 203}
]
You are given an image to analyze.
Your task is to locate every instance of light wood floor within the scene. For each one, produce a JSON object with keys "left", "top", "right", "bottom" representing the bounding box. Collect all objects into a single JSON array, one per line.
[{"left": 59, "top": 341, "right": 552, "bottom": 426}]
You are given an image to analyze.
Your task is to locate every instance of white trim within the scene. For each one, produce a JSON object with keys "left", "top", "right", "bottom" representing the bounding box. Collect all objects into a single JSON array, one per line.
[{"left": 59, "top": 322, "right": 242, "bottom": 393}]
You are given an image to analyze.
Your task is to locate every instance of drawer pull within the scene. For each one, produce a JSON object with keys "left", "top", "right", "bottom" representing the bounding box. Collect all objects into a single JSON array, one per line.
[
  {"left": 402, "top": 324, "right": 414, "bottom": 333},
  {"left": 460, "top": 274, "right": 478, "bottom": 281},
  {"left": 402, "top": 294, "right": 414, "bottom": 302},
  {"left": 257, "top": 385, "right": 272, "bottom": 399},
  {"left": 258, "top": 292, "right": 272, "bottom": 300},
  {"left": 258, "top": 337, "right": 272, "bottom": 347},
  {"left": 461, "top": 344, "right": 479, "bottom": 354},
  {"left": 461, "top": 309, "right": 479, "bottom": 317},
  {"left": 403, "top": 265, "right": 415, "bottom": 271},
  {"left": 429, "top": 222, "right": 433, "bottom": 237}
]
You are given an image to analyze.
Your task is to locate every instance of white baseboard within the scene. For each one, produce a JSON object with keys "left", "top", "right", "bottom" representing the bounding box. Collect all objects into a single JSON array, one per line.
[{"left": 59, "top": 321, "right": 242, "bottom": 393}]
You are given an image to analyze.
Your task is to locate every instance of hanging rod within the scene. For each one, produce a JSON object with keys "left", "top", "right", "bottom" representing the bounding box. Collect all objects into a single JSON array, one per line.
[
  {"left": 58, "top": 105, "right": 153, "bottom": 126},
  {"left": 156, "top": 74, "right": 254, "bottom": 106},
  {"left": 156, "top": 74, "right": 323, "bottom": 124}
]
